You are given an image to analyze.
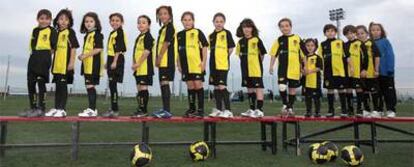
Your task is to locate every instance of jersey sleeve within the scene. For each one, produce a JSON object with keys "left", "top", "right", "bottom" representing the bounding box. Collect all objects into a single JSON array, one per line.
[
  {"left": 226, "top": 30, "right": 235, "bottom": 48},
  {"left": 50, "top": 28, "right": 58, "bottom": 50},
  {"left": 235, "top": 41, "right": 241, "bottom": 56},
  {"left": 115, "top": 29, "right": 127, "bottom": 52},
  {"left": 316, "top": 55, "right": 323, "bottom": 70},
  {"left": 371, "top": 41, "right": 380, "bottom": 58},
  {"left": 94, "top": 32, "right": 104, "bottom": 49},
  {"left": 317, "top": 43, "right": 323, "bottom": 57},
  {"left": 258, "top": 39, "right": 267, "bottom": 55},
  {"left": 164, "top": 24, "right": 175, "bottom": 43},
  {"left": 361, "top": 43, "right": 369, "bottom": 70},
  {"left": 343, "top": 41, "right": 350, "bottom": 58},
  {"left": 69, "top": 29, "right": 80, "bottom": 48},
  {"left": 198, "top": 30, "right": 209, "bottom": 47},
  {"left": 144, "top": 34, "right": 154, "bottom": 51},
  {"left": 269, "top": 39, "right": 279, "bottom": 57}
]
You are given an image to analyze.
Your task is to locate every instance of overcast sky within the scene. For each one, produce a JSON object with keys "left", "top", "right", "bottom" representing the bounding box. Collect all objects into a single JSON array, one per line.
[{"left": 0, "top": 0, "right": 413, "bottom": 94}]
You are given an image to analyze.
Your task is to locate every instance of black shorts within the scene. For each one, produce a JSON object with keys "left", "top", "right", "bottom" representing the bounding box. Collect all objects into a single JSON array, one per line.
[
  {"left": 209, "top": 70, "right": 228, "bottom": 86},
  {"left": 304, "top": 87, "right": 322, "bottom": 97},
  {"left": 27, "top": 51, "right": 52, "bottom": 83},
  {"left": 324, "top": 76, "right": 346, "bottom": 89},
  {"left": 159, "top": 68, "right": 175, "bottom": 82},
  {"left": 278, "top": 77, "right": 301, "bottom": 88},
  {"left": 135, "top": 75, "right": 153, "bottom": 85},
  {"left": 242, "top": 77, "right": 264, "bottom": 88},
  {"left": 182, "top": 73, "right": 205, "bottom": 82},
  {"left": 347, "top": 78, "right": 363, "bottom": 89},
  {"left": 106, "top": 55, "right": 124, "bottom": 83},
  {"left": 363, "top": 78, "right": 379, "bottom": 92},
  {"left": 84, "top": 74, "right": 100, "bottom": 85},
  {"left": 52, "top": 72, "right": 74, "bottom": 84}
]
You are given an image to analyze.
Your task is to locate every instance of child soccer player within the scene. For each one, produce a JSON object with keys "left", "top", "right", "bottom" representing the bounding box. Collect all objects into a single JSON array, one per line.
[
  {"left": 177, "top": 12, "right": 209, "bottom": 118},
  {"left": 319, "top": 24, "right": 348, "bottom": 117},
  {"left": 131, "top": 15, "right": 154, "bottom": 118},
  {"left": 102, "top": 13, "right": 127, "bottom": 118},
  {"left": 356, "top": 25, "right": 381, "bottom": 117},
  {"left": 369, "top": 22, "right": 397, "bottom": 118},
  {"left": 302, "top": 39, "right": 323, "bottom": 117},
  {"left": 77, "top": 12, "right": 104, "bottom": 117},
  {"left": 343, "top": 25, "right": 368, "bottom": 117},
  {"left": 236, "top": 18, "right": 267, "bottom": 118},
  {"left": 269, "top": 18, "right": 305, "bottom": 117},
  {"left": 208, "top": 13, "right": 235, "bottom": 118},
  {"left": 20, "top": 9, "right": 57, "bottom": 117},
  {"left": 45, "top": 9, "right": 79, "bottom": 117},
  {"left": 153, "top": 6, "right": 177, "bottom": 118}
]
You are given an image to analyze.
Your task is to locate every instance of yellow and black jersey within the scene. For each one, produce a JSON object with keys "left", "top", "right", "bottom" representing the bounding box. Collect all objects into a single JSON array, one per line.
[
  {"left": 30, "top": 26, "right": 57, "bottom": 52},
  {"left": 344, "top": 39, "right": 368, "bottom": 78},
  {"left": 304, "top": 54, "right": 323, "bottom": 89},
  {"left": 133, "top": 32, "right": 154, "bottom": 76},
  {"left": 236, "top": 37, "right": 267, "bottom": 78},
  {"left": 107, "top": 28, "right": 127, "bottom": 56},
  {"left": 209, "top": 29, "right": 235, "bottom": 71},
  {"left": 81, "top": 30, "right": 104, "bottom": 76},
  {"left": 52, "top": 28, "right": 79, "bottom": 75},
  {"left": 319, "top": 38, "right": 347, "bottom": 78},
  {"left": 177, "top": 28, "right": 209, "bottom": 74},
  {"left": 156, "top": 22, "right": 178, "bottom": 68},
  {"left": 270, "top": 34, "right": 304, "bottom": 80},
  {"left": 363, "top": 40, "right": 380, "bottom": 78}
]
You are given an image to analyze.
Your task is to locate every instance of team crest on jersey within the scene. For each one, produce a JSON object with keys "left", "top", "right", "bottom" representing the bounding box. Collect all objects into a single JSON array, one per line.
[
  {"left": 353, "top": 44, "right": 359, "bottom": 51},
  {"left": 190, "top": 32, "right": 195, "bottom": 39},
  {"left": 220, "top": 35, "right": 225, "bottom": 41},
  {"left": 311, "top": 58, "right": 316, "bottom": 64},
  {"left": 293, "top": 40, "right": 298, "bottom": 46},
  {"left": 42, "top": 34, "right": 48, "bottom": 41},
  {"left": 251, "top": 42, "right": 257, "bottom": 49},
  {"left": 61, "top": 34, "right": 66, "bottom": 42},
  {"left": 336, "top": 42, "right": 341, "bottom": 49}
]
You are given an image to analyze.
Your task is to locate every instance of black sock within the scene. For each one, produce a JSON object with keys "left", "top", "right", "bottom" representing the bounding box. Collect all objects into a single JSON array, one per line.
[
  {"left": 363, "top": 92, "right": 371, "bottom": 111},
  {"left": 346, "top": 93, "right": 353, "bottom": 113},
  {"left": 327, "top": 93, "right": 335, "bottom": 114},
  {"left": 87, "top": 87, "right": 97, "bottom": 110},
  {"left": 222, "top": 89, "right": 231, "bottom": 110},
  {"left": 257, "top": 100, "right": 263, "bottom": 111},
  {"left": 55, "top": 81, "right": 68, "bottom": 110},
  {"left": 109, "top": 81, "right": 118, "bottom": 111},
  {"left": 136, "top": 92, "right": 141, "bottom": 112},
  {"left": 356, "top": 92, "right": 364, "bottom": 113},
  {"left": 248, "top": 92, "right": 256, "bottom": 110},
  {"left": 197, "top": 89, "right": 204, "bottom": 113},
  {"left": 279, "top": 91, "right": 287, "bottom": 106},
  {"left": 161, "top": 85, "right": 171, "bottom": 111},
  {"left": 339, "top": 92, "right": 347, "bottom": 114},
  {"left": 214, "top": 89, "right": 222, "bottom": 110},
  {"left": 372, "top": 92, "right": 380, "bottom": 111},
  {"left": 188, "top": 89, "right": 196, "bottom": 111},
  {"left": 288, "top": 94, "right": 296, "bottom": 109},
  {"left": 305, "top": 95, "right": 312, "bottom": 114},
  {"left": 138, "top": 91, "right": 144, "bottom": 112},
  {"left": 28, "top": 79, "right": 37, "bottom": 109},
  {"left": 37, "top": 79, "right": 46, "bottom": 111},
  {"left": 143, "top": 90, "right": 149, "bottom": 113},
  {"left": 314, "top": 95, "right": 321, "bottom": 114}
]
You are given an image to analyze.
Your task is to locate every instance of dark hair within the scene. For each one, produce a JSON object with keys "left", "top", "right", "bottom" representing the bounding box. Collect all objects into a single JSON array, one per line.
[
  {"left": 304, "top": 38, "right": 318, "bottom": 54},
  {"left": 278, "top": 18, "right": 292, "bottom": 27},
  {"left": 156, "top": 5, "right": 173, "bottom": 26},
  {"left": 80, "top": 12, "right": 102, "bottom": 34},
  {"left": 181, "top": 11, "right": 194, "bottom": 21},
  {"left": 37, "top": 9, "right": 52, "bottom": 19},
  {"left": 356, "top": 25, "right": 368, "bottom": 33},
  {"left": 323, "top": 24, "right": 337, "bottom": 33},
  {"left": 53, "top": 9, "right": 74, "bottom": 29},
  {"left": 236, "top": 18, "right": 259, "bottom": 38},
  {"left": 369, "top": 22, "right": 387, "bottom": 38},
  {"left": 138, "top": 15, "right": 152, "bottom": 25},
  {"left": 109, "top": 12, "right": 124, "bottom": 22},
  {"left": 213, "top": 12, "right": 226, "bottom": 22},
  {"left": 343, "top": 25, "right": 356, "bottom": 35}
]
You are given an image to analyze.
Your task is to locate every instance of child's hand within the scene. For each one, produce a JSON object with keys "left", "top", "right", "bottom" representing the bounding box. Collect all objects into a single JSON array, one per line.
[
  {"left": 349, "top": 67, "right": 354, "bottom": 75},
  {"left": 199, "top": 63, "right": 205, "bottom": 72},
  {"left": 68, "top": 62, "right": 74, "bottom": 71},
  {"left": 155, "top": 56, "right": 161, "bottom": 67},
  {"left": 77, "top": 54, "right": 86, "bottom": 61},
  {"left": 374, "top": 71, "right": 379, "bottom": 77},
  {"left": 131, "top": 63, "right": 139, "bottom": 71},
  {"left": 110, "top": 62, "right": 117, "bottom": 70},
  {"left": 177, "top": 65, "right": 182, "bottom": 73},
  {"left": 360, "top": 70, "right": 367, "bottom": 78}
]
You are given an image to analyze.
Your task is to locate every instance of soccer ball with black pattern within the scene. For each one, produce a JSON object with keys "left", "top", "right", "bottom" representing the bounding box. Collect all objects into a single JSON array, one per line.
[
  {"left": 341, "top": 145, "right": 364, "bottom": 166},
  {"left": 189, "top": 141, "right": 210, "bottom": 161},
  {"left": 130, "top": 143, "right": 152, "bottom": 167},
  {"left": 308, "top": 143, "right": 330, "bottom": 164},
  {"left": 321, "top": 141, "right": 339, "bottom": 162}
]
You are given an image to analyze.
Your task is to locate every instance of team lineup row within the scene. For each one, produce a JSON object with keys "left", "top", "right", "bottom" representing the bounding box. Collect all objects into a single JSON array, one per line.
[{"left": 20, "top": 6, "right": 397, "bottom": 120}]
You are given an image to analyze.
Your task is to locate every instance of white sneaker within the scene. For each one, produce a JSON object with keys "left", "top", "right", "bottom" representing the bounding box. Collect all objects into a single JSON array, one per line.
[
  {"left": 370, "top": 111, "right": 381, "bottom": 118},
  {"left": 251, "top": 109, "right": 264, "bottom": 118},
  {"left": 241, "top": 109, "right": 255, "bottom": 117},
  {"left": 218, "top": 110, "right": 234, "bottom": 118},
  {"left": 363, "top": 110, "right": 372, "bottom": 118},
  {"left": 53, "top": 109, "right": 67, "bottom": 118},
  {"left": 78, "top": 108, "right": 98, "bottom": 117},
  {"left": 386, "top": 111, "right": 396, "bottom": 118},
  {"left": 287, "top": 108, "right": 295, "bottom": 117},
  {"left": 45, "top": 108, "right": 57, "bottom": 117},
  {"left": 281, "top": 105, "right": 287, "bottom": 112},
  {"left": 209, "top": 108, "right": 222, "bottom": 117}
]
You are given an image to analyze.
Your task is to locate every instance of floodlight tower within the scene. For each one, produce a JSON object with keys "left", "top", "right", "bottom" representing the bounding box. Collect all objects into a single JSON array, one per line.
[{"left": 329, "top": 8, "right": 345, "bottom": 39}]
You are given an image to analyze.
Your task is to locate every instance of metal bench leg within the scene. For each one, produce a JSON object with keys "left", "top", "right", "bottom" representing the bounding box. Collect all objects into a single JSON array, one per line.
[
  {"left": 295, "top": 122, "right": 301, "bottom": 156},
  {"left": 353, "top": 122, "right": 360, "bottom": 147},
  {"left": 141, "top": 122, "right": 149, "bottom": 144},
  {"left": 0, "top": 121, "right": 8, "bottom": 158},
  {"left": 71, "top": 121, "right": 80, "bottom": 161},
  {"left": 211, "top": 122, "right": 217, "bottom": 158},
  {"left": 260, "top": 122, "right": 267, "bottom": 151},
  {"left": 371, "top": 122, "right": 378, "bottom": 154},
  {"left": 282, "top": 122, "right": 287, "bottom": 152},
  {"left": 271, "top": 122, "right": 277, "bottom": 155}
]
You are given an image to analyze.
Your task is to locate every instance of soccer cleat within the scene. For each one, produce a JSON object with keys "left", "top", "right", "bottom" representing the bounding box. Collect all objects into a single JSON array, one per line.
[
  {"left": 19, "top": 109, "right": 35, "bottom": 117},
  {"left": 325, "top": 113, "right": 335, "bottom": 118},
  {"left": 241, "top": 109, "right": 255, "bottom": 117},
  {"left": 370, "top": 111, "right": 382, "bottom": 118},
  {"left": 152, "top": 110, "right": 172, "bottom": 119},
  {"left": 280, "top": 105, "right": 288, "bottom": 117},
  {"left": 101, "top": 110, "right": 119, "bottom": 118},
  {"left": 218, "top": 110, "right": 234, "bottom": 118},
  {"left": 78, "top": 108, "right": 98, "bottom": 117},
  {"left": 355, "top": 114, "right": 363, "bottom": 118},
  {"left": 314, "top": 113, "right": 321, "bottom": 118},
  {"left": 209, "top": 108, "right": 222, "bottom": 117},
  {"left": 251, "top": 109, "right": 264, "bottom": 118},
  {"left": 183, "top": 109, "right": 196, "bottom": 118},
  {"left": 27, "top": 109, "right": 44, "bottom": 117},
  {"left": 386, "top": 111, "right": 396, "bottom": 118},
  {"left": 53, "top": 110, "right": 67, "bottom": 118},
  {"left": 287, "top": 108, "right": 295, "bottom": 117},
  {"left": 340, "top": 113, "right": 349, "bottom": 118},
  {"left": 304, "top": 112, "right": 312, "bottom": 118},
  {"left": 131, "top": 111, "right": 148, "bottom": 118},
  {"left": 362, "top": 110, "right": 372, "bottom": 118},
  {"left": 45, "top": 108, "right": 58, "bottom": 117}
]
